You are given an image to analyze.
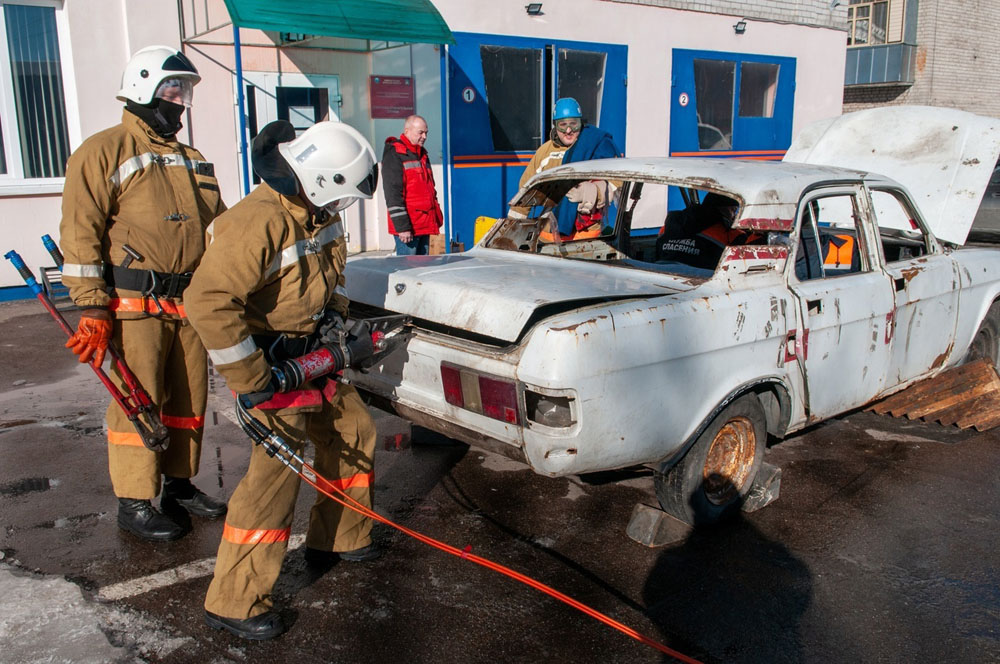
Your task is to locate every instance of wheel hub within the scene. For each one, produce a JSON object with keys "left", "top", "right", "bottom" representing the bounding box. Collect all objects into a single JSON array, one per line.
[{"left": 703, "top": 416, "right": 757, "bottom": 505}]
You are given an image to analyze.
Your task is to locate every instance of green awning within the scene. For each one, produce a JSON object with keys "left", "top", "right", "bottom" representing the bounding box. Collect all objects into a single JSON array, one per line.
[{"left": 223, "top": 0, "right": 454, "bottom": 45}]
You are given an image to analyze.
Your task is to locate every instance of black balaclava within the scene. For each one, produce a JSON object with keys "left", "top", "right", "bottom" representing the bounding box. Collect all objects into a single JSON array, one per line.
[{"left": 125, "top": 98, "right": 186, "bottom": 139}]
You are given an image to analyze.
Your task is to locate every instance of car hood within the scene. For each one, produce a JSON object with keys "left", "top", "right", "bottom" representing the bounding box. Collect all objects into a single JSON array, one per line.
[
  {"left": 784, "top": 106, "right": 1000, "bottom": 245},
  {"left": 345, "top": 250, "right": 687, "bottom": 343}
]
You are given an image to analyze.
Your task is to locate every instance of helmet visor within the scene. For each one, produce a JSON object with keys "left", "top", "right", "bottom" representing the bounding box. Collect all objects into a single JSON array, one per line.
[
  {"left": 356, "top": 161, "right": 379, "bottom": 197},
  {"left": 324, "top": 196, "right": 359, "bottom": 215},
  {"left": 155, "top": 78, "right": 194, "bottom": 107}
]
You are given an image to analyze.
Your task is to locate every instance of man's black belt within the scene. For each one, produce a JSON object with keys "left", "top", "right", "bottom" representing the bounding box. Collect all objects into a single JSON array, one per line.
[{"left": 104, "top": 265, "right": 193, "bottom": 298}]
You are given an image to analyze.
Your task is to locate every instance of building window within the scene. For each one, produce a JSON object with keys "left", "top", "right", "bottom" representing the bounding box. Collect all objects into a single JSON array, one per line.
[
  {"left": 848, "top": 0, "right": 892, "bottom": 46},
  {"left": 557, "top": 49, "right": 606, "bottom": 127},
  {"left": 480, "top": 45, "right": 542, "bottom": 151},
  {"left": 739, "top": 62, "right": 779, "bottom": 118},
  {"left": 693, "top": 58, "right": 734, "bottom": 150},
  {"left": 0, "top": 3, "right": 70, "bottom": 179}
]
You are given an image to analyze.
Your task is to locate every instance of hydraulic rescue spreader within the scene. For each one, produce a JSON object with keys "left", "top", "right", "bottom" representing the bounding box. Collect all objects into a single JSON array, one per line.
[
  {"left": 5, "top": 243, "right": 169, "bottom": 451},
  {"left": 271, "top": 315, "right": 407, "bottom": 393}
]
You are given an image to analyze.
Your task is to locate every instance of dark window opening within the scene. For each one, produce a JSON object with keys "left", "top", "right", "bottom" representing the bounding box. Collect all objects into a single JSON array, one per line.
[
  {"left": 480, "top": 45, "right": 542, "bottom": 151},
  {"left": 693, "top": 59, "right": 734, "bottom": 150},
  {"left": 557, "top": 49, "right": 607, "bottom": 125},
  {"left": 5, "top": 4, "right": 70, "bottom": 178},
  {"left": 739, "top": 62, "right": 779, "bottom": 118}
]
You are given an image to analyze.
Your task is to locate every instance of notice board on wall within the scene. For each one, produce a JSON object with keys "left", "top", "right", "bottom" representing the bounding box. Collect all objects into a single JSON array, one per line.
[{"left": 370, "top": 76, "right": 415, "bottom": 119}]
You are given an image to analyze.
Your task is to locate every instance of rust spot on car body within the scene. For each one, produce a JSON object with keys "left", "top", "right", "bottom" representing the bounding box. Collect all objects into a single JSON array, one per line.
[
  {"left": 900, "top": 266, "right": 923, "bottom": 282},
  {"left": 725, "top": 246, "right": 789, "bottom": 261},
  {"left": 930, "top": 343, "right": 953, "bottom": 370},
  {"left": 737, "top": 217, "right": 794, "bottom": 231},
  {"left": 549, "top": 315, "right": 608, "bottom": 333}
]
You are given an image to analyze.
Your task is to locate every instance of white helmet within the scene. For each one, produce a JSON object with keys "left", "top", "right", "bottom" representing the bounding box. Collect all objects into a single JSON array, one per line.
[
  {"left": 278, "top": 121, "right": 378, "bottom": 213},
  {"left": 117, "top": 45, "right": 200, "bottom": 105}
]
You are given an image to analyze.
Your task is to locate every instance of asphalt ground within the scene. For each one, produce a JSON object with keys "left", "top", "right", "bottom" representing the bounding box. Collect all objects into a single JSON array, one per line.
[{"left": 1, "top": 297, "right": 998, "bottom": 664}]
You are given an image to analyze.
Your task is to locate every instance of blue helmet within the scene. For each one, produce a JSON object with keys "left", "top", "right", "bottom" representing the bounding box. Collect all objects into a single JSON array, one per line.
[{"left": 552, "top": 97, "right": 582, "bottom": 121}]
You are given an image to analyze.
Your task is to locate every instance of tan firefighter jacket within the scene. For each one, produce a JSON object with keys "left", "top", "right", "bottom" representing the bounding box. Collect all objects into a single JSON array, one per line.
[
  {"left": 59, "top": 110, "right": 225, "bottom": 318},
  {"left": 508, "top": 139, "right": 568, "bottom": 217},
  {"left": 184, "top": 183, "right": 350, "bottom": 394},
  {"left": 518, "top": 139, "right": 568, "bottom": 189}
]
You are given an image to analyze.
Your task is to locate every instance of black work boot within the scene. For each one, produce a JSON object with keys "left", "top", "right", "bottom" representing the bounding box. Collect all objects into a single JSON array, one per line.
[
  {"left": 338, "top": 542, "right": 383, "bottom": 562},
  {"left": 305, "top": 542, "right": 382, "bottom": 566},
  {"left": 117, "top": 498, "right": 185, "bottom": 541},
  {"left": 205, "top": 610, "right": 286, "bottom": 641},
  {"left": 162, "top": 476, "right": 227, "bottom": 518}
]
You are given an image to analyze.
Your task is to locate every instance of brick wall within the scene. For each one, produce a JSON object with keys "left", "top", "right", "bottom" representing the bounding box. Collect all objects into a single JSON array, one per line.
[
  {"left": 845, "top": 0, "right": 1000, "bottom": 117},
  {"left": 601, "top": 0, "right": 847, "bottom": 31}
]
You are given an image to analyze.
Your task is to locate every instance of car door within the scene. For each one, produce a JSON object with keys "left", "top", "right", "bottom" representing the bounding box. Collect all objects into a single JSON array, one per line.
[
  {"left": 788, "top": 185, "right": 895, "bottom": 420},
  {"left": 868, "top": 186, "right": 961, "bottom": 386}
]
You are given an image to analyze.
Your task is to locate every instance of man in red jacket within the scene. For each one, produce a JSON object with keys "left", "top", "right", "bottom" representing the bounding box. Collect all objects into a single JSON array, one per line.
[{"left": 382, "top": 115, "right": 443, "bottom": 255}]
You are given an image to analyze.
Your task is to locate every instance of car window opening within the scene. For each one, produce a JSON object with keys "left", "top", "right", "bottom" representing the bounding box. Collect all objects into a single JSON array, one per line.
[{"left": 490, "top": 179, "right": 779, "bottom": 278}]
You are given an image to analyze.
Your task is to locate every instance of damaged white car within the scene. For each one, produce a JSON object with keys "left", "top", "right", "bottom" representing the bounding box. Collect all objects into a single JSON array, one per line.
[{"left": 345, "top": 106, "right": 1000, "bottom": 526}]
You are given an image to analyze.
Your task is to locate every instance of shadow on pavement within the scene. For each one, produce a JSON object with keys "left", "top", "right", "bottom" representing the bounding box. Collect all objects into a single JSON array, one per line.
[{"left": 642, "top": 511, "right": 812, "bottom": 664}]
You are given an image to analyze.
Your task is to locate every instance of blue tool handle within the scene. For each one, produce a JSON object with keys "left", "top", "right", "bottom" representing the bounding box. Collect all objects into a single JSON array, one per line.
[
  {"left": 4, "top": 250, "right": 43, "bottom": 295},
  {"left": 41, "top": 234, "right": 63, "bottom": 268}
]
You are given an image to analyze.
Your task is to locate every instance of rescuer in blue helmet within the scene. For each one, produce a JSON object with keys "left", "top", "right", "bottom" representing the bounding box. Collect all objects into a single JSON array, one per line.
[{"left": 512, "top": 97, "right": 621, "bottom": 238}]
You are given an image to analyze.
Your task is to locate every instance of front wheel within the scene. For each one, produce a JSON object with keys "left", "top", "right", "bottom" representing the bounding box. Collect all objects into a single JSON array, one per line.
[
  {"left": 654, "top": 394, "right": 767, "bottom": 526},
  {"left": 964, "top": 301, "right": 1000, "bottom": 369}
]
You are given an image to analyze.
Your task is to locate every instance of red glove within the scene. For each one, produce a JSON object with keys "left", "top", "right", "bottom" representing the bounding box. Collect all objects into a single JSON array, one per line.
[{"left": 66, "top": 308, "right": 112, "bottom": 366}]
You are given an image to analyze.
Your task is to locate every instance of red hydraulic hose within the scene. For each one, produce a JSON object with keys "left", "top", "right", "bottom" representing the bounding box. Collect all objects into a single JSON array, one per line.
[
  {"left": 300, "top": 458, "right": 702, "bottom": 663},
  {"left": 234, "top": 378, "right": 702, "bottom": 661}
]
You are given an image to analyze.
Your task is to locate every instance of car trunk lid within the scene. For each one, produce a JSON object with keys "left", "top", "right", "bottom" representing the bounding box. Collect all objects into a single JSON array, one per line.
[
  {"left": 345, "top": 251, "right": 687, "bottom": 343},
  {"left": 783, "top": 105, "right": 1000, "bottom": 245}
]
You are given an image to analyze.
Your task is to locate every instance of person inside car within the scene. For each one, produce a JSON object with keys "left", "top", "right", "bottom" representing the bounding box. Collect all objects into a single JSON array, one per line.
[{"left": 655, "top": 192, "right": 761, "bottom": 272}]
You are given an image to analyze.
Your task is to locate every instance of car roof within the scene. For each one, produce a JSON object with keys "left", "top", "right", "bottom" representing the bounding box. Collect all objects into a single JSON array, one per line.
[{"left": 518, "top": 156, "right": 900, "bottom": 232}]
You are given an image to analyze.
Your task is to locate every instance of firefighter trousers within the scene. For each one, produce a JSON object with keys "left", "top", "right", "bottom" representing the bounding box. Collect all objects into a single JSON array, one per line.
[
  {"left": 204, "top": 382, "right": 376, "bottom": 620},
  {"left": 106, "top": 315, "right": 208, "bottom": 499}
]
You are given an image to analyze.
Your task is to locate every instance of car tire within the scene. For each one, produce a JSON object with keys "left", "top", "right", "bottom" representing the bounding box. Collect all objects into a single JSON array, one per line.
[
  {"left": 964, "top": 301, "right": 1000, "bottom": 369},
  {"left": 654, "top": 394, "right": 767, "bottom": 526}
]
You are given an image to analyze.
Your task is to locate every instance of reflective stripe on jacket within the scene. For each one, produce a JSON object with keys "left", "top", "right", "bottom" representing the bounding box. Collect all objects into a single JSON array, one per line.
[
  {"left": 184, "top": 183, "right": 349, "bottom": 394},
  {"left": 59, "top": 110, "right": 225, "bottom": 314},
  {"left": 381, "top": 135, "right": 443, "bottom": 236}
]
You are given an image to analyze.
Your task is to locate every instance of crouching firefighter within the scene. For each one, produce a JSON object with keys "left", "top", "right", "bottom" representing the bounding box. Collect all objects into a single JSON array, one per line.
[
  {"left": 59, "top": 45, "right": 227, "bottom": 542},
  {"left": 184, "top": 119, "right": 382, "bottom": 640}
]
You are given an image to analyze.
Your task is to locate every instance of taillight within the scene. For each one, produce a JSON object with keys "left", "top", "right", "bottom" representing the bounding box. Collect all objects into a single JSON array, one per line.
[{"left": 440, "top": 364, "right": 521, "bottom": 425}]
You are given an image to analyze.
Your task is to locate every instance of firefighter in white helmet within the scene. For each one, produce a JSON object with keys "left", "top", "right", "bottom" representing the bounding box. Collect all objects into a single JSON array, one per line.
[
  {"left": 185, "top": 119, "right": 381, "bottom": 640},
  {"left": 59, "top": 45, "right": 227, "bottom": 543}
]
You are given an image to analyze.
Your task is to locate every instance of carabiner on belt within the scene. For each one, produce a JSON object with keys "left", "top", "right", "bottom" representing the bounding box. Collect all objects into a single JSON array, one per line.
[{"left": 143, "top": 270, "right": 166, "bottom": 317}]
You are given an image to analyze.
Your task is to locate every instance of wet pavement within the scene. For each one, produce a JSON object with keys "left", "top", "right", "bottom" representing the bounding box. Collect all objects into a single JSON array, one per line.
[{"left": 1, "top": 297, "right": 999, "bottom": 664}]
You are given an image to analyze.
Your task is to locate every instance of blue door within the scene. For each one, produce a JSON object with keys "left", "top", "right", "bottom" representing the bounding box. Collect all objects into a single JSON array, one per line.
[
  {"left": 670, "top": 49, "right": 795, "bottom": 158},
  {"left": 445, "top": 33, "right": 627, "bottom": 247}
]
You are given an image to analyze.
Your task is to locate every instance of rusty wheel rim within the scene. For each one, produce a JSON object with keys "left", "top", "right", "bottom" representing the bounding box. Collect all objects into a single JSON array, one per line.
[{"left": 703, "top": 416, "right": 757, "bottom": 505}]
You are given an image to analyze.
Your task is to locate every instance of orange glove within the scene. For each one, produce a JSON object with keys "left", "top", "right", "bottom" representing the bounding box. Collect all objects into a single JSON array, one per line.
[{"left": 66, "top": 308, "right": 112, "bottom": 366}]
